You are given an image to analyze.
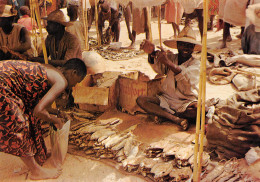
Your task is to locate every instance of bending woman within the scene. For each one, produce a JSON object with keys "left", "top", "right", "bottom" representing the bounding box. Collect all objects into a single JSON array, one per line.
[{"left": 0, "top": 58, "right": 87, "bottom": 180}]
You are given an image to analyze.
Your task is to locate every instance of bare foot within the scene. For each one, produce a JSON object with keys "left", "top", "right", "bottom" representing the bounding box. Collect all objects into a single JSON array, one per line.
[
  {"left": 219, "top": 42, "right": 227, "bottom": 49},
  {"left": 180, "top": 119, "right": 189, "bottom": 131},
  {"left": 30, "top": 167, "right": 62, "bottom": 180},
  {"left": 236, "top": 34, "right": 242, "bottom": 39}
]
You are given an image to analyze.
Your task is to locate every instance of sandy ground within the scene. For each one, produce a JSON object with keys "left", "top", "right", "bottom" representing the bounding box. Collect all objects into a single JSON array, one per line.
[{"left": 0, "top": 16, "right": 243, "bottom": 181}]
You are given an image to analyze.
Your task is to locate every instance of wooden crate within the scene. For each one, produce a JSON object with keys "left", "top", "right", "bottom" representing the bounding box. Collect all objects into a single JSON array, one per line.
[
  {"left": 72, "top": 72, "right": 121, "bottom": 113},
  {"left": 118, "top": 71, "right": 165, "bottom": 114}
]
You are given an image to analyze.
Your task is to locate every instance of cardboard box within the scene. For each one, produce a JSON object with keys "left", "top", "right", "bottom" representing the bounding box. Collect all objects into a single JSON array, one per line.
[
  {"left": 72, "top": 72, "right": 122, "bottom": 113},
  {"left": 118, "top": 71, "right": 165, "bottom": 114}
]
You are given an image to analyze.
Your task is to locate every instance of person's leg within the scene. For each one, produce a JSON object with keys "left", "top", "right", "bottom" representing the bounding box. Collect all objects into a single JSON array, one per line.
[
  {"left": 220, "top": 22, "right": 231, "bottom": 48},
  {"left": 196, "top": 9, "right": 203, "bottom": 40},
  {"left": 208, "top": 15, "right": 215, "bottom": 31},
  {"left": 88, "top": 6, "right": 95, "bottom": 30},
  {"left": 236, "top": 27, "right": 244, "bottom": 39},
  {"left": 112, "top": 20, "right": 120, "bottom": 42},
  {"left": 144, "top": 8, "right": 150, "bottom": 41},
  {"left": 172, "top": 22, "right": 180, "bottom": 38},
  {"left": 21, "top": 156, "right": 62, "bottom": 180},
  {"left": 136, "top": 96, "right": 188, "bottom": 130}
]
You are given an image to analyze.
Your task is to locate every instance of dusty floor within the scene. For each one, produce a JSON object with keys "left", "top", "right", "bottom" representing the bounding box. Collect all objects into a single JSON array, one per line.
[{"left": 0, "top": 16, "right": 242, "bottom": 181}]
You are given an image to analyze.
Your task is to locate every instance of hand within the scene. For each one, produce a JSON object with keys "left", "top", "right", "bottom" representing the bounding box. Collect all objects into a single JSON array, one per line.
[
  {"left": 56, "top": 118, "right": 64, "bottom": 130},
  {"left": 154, "top": 48, "right": 169, "bottom": 65},
  {"left": 140, "top": 40, "right": 155, "bottom": 54},
  {"left": 58, "top": 110, "right": 72, "bottom": 121}
]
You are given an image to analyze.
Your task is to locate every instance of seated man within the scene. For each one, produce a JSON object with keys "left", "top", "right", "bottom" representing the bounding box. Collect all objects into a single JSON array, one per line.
[
  {"left": 30, "top": 9, "right": 82, "bottom": 67},
  {"left": 0, "top": 5, "right": 31, "bottom": 60},
  {"left": 242, "top": 3, "right": 260, "bottom": 54},
  {"left": 137, "top": 26, "right": 202, "bottom": 130}
]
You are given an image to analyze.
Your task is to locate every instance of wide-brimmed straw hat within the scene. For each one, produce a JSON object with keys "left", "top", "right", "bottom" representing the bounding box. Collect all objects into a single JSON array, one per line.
[
  {"left": 163, "top": 26, "right": 202, "bottom": 51},
  {"left": 246, "top": 3, "right": 260, "bottom": 32},
  {"left": 42, "top": 9, "right": 72, "bottom": 27},
  {"left": 0, "top": 5, "right": 17, "bottom": 17}
]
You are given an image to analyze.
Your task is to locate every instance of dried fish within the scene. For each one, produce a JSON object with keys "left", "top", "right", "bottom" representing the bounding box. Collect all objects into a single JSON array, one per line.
[
  {"left": 188, "top": 152, "right": 210, "bottom": 169},
  {"left": 139, "top": 158, "right": 163, "bottom": 177},
  {"left": 151, "top": 161, "right": 174, "bottom": 179},
  {"left": 111, "top": 137, "right": 127, "bottom": 152},
  {"left": 100, "top": 153, "right": 114, "bottom": 159},
  {"left": 90, "top": 128, "right": 115, "bottom": 140},
  {"left": 97, "top": 118, "right": 122, "bottom": 126},
  {"left": 200, "top": 162, "right": 225, "bottom": 182},
  {"left": 84, "top": 149, "right": 96, "bottom": 155},
  {"left": 175, "top": 144, "right": 194, "bottom": 167},
  {"left": 77, "top": 125, "right": 107, "bottom": 134},
  {"left": 104, "top": 133, "right": 130, "bottom": 148},
  {"left": 169, "top": 167, "right": 192, "bottom": 181},
  {"left": 122, "top": 155, "right": 146, "bottom": 172}
]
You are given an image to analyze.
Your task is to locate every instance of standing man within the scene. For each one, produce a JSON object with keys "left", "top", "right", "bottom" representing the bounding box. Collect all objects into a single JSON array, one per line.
[{"left": 137, "top": 26, "right": 202, "bottom": 130}]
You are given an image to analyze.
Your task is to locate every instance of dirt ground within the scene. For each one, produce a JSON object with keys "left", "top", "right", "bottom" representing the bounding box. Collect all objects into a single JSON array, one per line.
[{"left": 0, "top": 16, "right": 243, "bottom": 181}]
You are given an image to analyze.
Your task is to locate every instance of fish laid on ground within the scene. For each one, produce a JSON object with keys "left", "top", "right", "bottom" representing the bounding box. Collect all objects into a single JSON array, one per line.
[
  {"left": 111, "top": 137, "right": 128, "bottom": 152},
  {"left": 97, "top": 118, "right": 122, "bottom": 126},
  {"left": 104, "top": 133, "right": 130, "bottom": 148},
  {"left": 169, "top": 167, "right": 192, "bottom": 181},
  {"left": 90, "top": 128, "right": 115, "bottom": 140},
  {"left": 122, "top": 155, "right": 146, "bottom": 172},
  {"left": 151, "top": 161, "right": 174, "bottom": 180},
  {"left": 139, "top": 157, "right": 164, "bottom": 177}
]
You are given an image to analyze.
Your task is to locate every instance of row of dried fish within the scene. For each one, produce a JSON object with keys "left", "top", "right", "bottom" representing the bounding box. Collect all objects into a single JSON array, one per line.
[{"left": 68, "top": 118, "right": 210, "bottom": 181}]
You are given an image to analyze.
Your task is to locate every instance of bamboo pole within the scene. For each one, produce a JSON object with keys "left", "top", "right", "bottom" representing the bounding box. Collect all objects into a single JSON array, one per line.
[
  {"left": 158, "top": 5, "right": 162, "bottom": 47},
  {"left": 30, "top": 0, "right": 37, "bottom": 56},
  {"left": 95, "top": 0, "right": 101, "bottom": 46},
  {"left": 31, "top": 0, "right": 48, "bottom": 64},
  {"left": 193, "top": 0, "right": 209, "bottom": 181},
  {"left": 82, "top": 0, "right": 89, "bottom": 51}
]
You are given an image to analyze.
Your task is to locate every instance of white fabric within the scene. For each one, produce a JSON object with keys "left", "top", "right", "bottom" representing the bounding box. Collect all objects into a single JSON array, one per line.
[{"left": 176, "top": 0, "right": 203, "bottom": 14}]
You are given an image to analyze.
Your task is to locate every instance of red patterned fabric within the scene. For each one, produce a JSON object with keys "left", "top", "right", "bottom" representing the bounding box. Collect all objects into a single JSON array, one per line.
[
  {"left": 0, "top": 60, "right": 50, "bottom": 165},
  {"left": 208, "top": 0, "right": 219, "bottom": 15}
]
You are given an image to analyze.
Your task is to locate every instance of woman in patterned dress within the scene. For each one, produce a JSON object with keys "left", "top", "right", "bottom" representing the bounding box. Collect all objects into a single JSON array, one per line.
[{"left": 0, "top": 58, "right": 87, "bottom": 180}]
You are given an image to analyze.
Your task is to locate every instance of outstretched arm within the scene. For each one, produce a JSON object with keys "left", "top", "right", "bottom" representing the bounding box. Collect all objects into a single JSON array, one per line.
[{"left": 33, "top": 67, "right": 68, "bottom": 129}]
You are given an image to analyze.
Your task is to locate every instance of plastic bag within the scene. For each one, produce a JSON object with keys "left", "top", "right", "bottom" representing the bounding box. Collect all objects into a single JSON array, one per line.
[{"left": 49, "top": 120, "right": 71, "bottom": 168}]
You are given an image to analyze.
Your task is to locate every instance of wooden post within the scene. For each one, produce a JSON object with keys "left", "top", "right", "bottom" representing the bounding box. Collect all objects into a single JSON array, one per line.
[
  {"left": 82, "top": 0, "right": 89, "bottom": 51},
  {"left": 146, "top": 6, "right": 153, "bottom": 42},
  {"left": 95, "top": 0, "right": 101, "bottom": 46},
  {"left": 158, "top": 5, "right": 162, "bottom": 47},
  {"left": 193, "top": 0, "right": 209, "bottom": 181},
  {"left": 31, "top": 0, "right": 48, "bottom": 64}
]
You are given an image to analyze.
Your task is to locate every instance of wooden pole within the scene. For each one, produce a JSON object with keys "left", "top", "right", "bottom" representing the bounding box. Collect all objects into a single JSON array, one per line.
[
  {"left": 146, "top": 6, "right": 153, "bottom": 42},
  {"left": 31, "top": 0, "right": 48, "bottom": 64},
  {"left": 82, "top": 0, "right": 89, "bottom": 51},
  {"left": 30, "top": 0, "right": 37, "bottom": 56},
  {"left": 95, "top": 0, "right": 101, "bottom": 46},
  {"left": 158, "top": 5, "right": 162, "bottom": 47},
  {"left": 193, "top": 0, "right": 208, "bottom": 181}
]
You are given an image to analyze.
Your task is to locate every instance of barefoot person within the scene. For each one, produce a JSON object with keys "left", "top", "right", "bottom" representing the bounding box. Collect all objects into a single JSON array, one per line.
[
  {"left": 0, "top": 58, "right": 87, "bottom": 180},
  {"left": 137, "top": 26, "right": 201, "bottom": 130}
]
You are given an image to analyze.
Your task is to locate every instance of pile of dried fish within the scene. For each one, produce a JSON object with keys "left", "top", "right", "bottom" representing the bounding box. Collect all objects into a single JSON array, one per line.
[{"left": 88, "top": 37, "right": 143, "bottom": 61}]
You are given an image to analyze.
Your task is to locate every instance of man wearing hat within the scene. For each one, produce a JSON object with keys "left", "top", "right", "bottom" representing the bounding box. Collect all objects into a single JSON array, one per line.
[
  {"left": 242, "top": 3, "right": 260, "bottom": 54},
  {"left": 137, "top": 26, "right": 201, "bottom": 130},
  {"left": 0, "top": 4, "right": 31, "bottom": 60},
  {"left": 30, "top": 9, "right": 82, "bottom": 67}
]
